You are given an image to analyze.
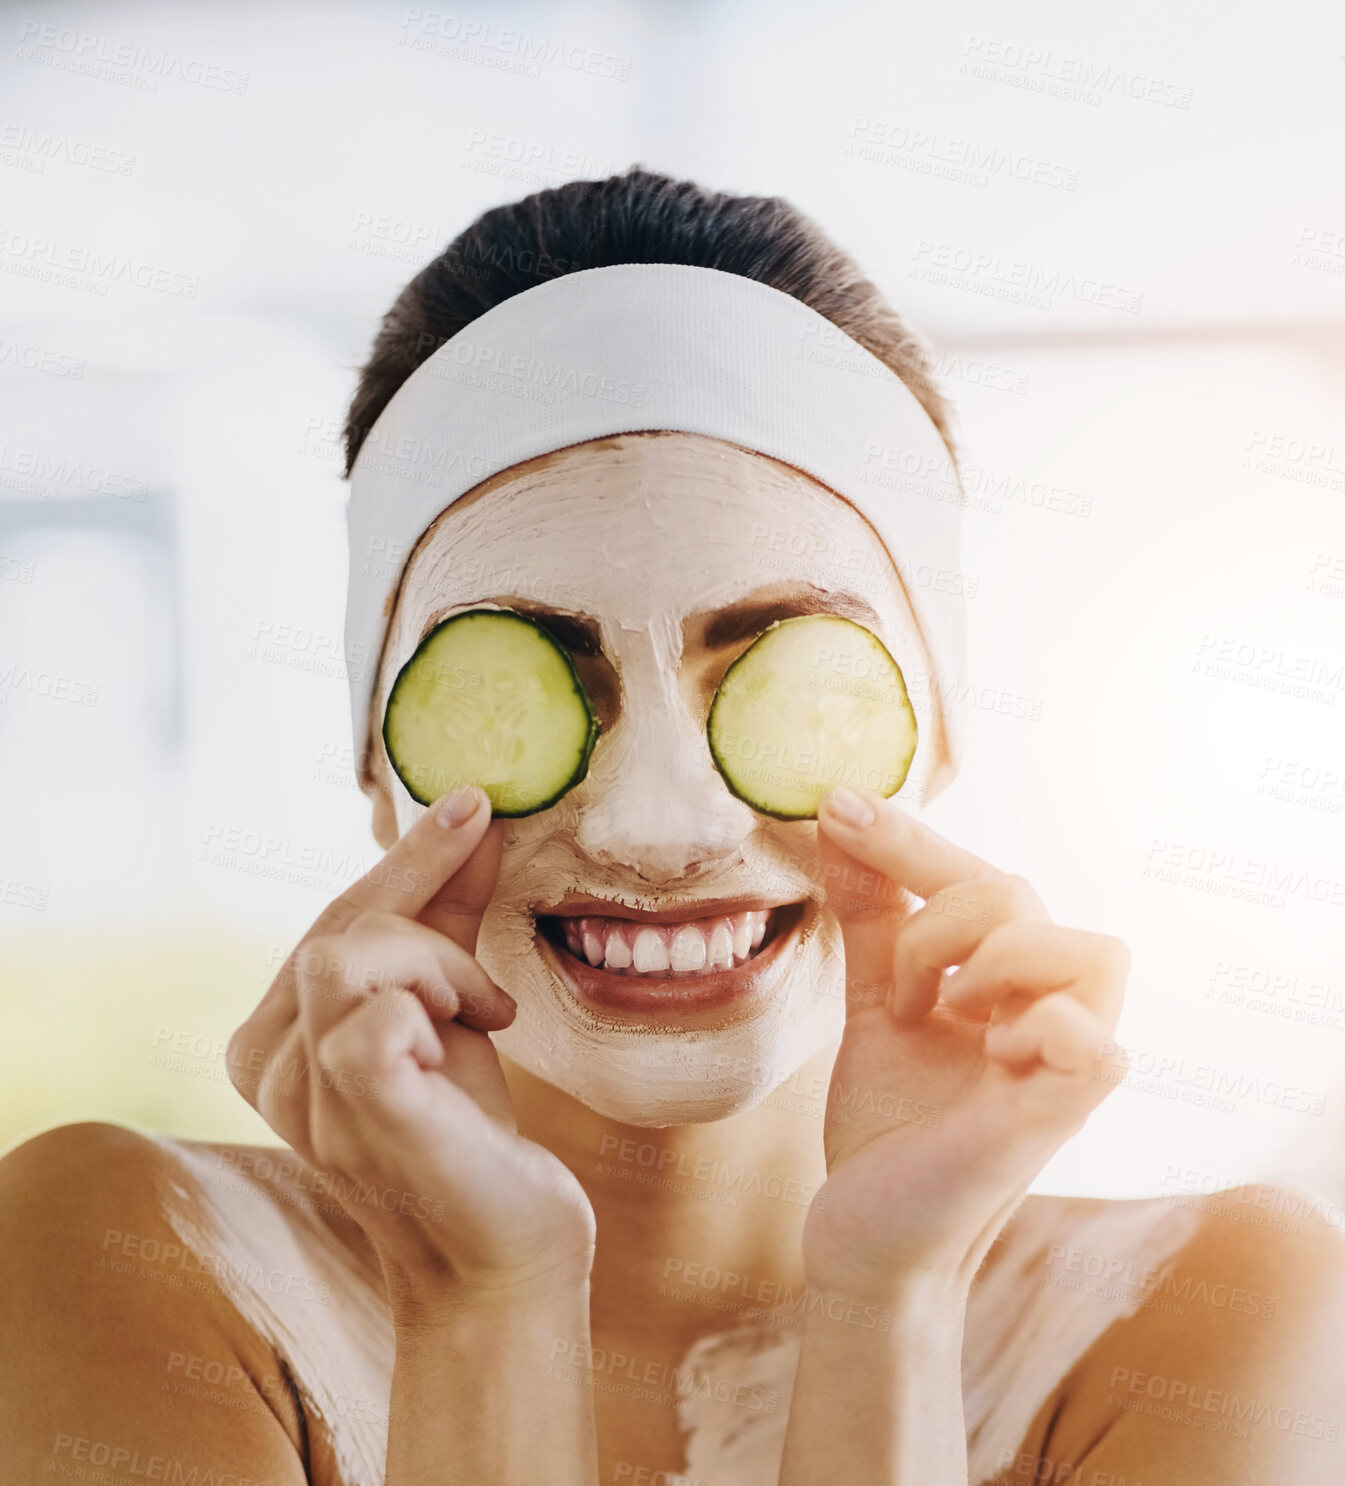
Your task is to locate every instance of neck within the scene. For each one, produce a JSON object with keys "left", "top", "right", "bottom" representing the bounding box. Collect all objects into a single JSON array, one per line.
[{"left": 501, "top": 1038, "right": 839, "bottom": 1348}]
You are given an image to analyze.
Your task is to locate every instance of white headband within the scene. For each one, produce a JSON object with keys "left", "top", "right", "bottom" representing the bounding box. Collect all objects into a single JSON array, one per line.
[{"left": 345, "top": 261, "right": 967, "bottom": 784}]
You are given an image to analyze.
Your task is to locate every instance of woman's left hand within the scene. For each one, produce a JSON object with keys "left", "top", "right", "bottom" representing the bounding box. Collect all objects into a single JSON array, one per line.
[{"left": 801, "top": 785, "right": 1132, "bottom": 1303}]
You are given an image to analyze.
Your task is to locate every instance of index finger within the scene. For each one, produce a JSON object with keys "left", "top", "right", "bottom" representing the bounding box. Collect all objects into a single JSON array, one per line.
[
  {"left": 309, "top": 786, "right": 496, "bottom": 937},
  {"left": 817, "top": 786, "right": 999, "bottom": 903}
]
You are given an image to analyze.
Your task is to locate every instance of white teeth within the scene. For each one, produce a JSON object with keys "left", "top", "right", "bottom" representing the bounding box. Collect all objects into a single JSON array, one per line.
[
  {"left": 554, "top": 907, "right": 779, "bottom": 976},
  {"left": 708, "top": 921, "right": 734, "bottom": 970},
  {"left": 632, "top": 927, "right": 671, "bottom": 973},
  {"left": 604, "top": 927, "right": 633, "bottom": 969},
  {"left": 670, "top": 924, "right": 708, "bottom": 973}
]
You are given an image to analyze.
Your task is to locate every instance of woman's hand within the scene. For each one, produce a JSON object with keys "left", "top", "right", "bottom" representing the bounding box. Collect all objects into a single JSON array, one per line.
[
  {"left": 802, "top": 785, "right": 1131, "bottom": 1303},
  {"left": 226, "top": 787, "right": 596, "bottom": 1316}
]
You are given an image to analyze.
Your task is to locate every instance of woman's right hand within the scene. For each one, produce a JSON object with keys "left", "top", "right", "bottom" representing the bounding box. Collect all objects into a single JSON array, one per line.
[{"left": 226, "top": 786, "right": 596, "bottom": 1317}]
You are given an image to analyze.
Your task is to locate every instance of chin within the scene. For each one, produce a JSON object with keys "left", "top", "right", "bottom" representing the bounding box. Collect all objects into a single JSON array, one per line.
[
  {"left": 477, "top": 897, "right": 848, "bottom": 1127},
  {"left": 521, "top": 1058, "right": 796, "bottom": 1128}
]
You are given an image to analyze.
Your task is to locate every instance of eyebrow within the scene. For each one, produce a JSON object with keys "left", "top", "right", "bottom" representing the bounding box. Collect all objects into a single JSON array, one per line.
[
  {"left": 419, "top": 600, "right": 603, "bottom": 656},
  {"left": 699, "top": 589, "right": 883, "bottom": 649},
  {"left": 418, "top": 586, "right": 883, "bottom": 657}
]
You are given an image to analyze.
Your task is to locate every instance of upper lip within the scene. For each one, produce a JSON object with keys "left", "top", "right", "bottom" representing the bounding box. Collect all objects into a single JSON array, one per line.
[{"left": 535, "top": 895, "right": 803, "bottom": 924}]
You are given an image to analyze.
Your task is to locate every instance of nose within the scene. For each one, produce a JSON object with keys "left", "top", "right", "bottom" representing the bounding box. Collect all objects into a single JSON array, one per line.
[{"left": 573, "top": 639, "right": 754, "bottom": 882}]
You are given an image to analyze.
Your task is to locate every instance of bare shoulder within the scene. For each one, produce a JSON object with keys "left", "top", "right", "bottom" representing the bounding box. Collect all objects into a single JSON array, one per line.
[
  {"left": 1, "top": 1118, "right": 219, "bottom": 1232},
  {"left": 1002, "top": 1185, "right": 1345, "bottom": 1483},
  {"left": 0, "top": 1122, "right": 309, "bottom": 1482}
]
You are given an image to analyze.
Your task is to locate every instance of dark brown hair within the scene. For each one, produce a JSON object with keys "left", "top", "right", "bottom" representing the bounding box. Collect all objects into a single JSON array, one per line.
[{"left": 344, "top": 166, "right": 953, "bottom": 475}]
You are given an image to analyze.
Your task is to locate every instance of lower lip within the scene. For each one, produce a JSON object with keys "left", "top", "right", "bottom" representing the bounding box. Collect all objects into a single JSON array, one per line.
[{"left": 534, "top": 906, "right": 808, "bottom": 1020}]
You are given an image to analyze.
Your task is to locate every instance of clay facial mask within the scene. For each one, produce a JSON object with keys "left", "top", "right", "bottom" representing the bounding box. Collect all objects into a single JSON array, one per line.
[{"left": 374, "top": 433, "right": 941, "bottom": 1125}]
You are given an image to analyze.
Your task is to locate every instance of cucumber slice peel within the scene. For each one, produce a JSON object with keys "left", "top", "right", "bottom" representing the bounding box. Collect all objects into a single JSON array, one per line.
[
  {"left": 383, "top": 608, "right": 599, "bottom": 817},
  {"left": 706, "top": 613, "right": 917, "bottom": 820}
]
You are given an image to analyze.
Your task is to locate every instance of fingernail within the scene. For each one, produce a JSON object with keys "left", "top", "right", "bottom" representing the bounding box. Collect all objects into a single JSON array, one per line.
[
  {"left": 436, "top": 786, "right": 484, "bottom": 829},
  {"left": 823, "top": 787, "right": 876, "bottom": 829}
]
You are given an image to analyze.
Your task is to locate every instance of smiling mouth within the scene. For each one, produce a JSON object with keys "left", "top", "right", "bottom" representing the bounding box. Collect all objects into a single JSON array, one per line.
[{"left": 533, "top": 900, "right": 809, "bottom": 1017}]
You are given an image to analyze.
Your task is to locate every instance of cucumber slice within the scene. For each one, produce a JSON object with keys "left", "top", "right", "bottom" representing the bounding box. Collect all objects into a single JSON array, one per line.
[
  {"left": 706, "top": 614, "right": 916, "bottom": 820},
  {"left": 383, "top": 608, "right": 599, "bottom": 817}
]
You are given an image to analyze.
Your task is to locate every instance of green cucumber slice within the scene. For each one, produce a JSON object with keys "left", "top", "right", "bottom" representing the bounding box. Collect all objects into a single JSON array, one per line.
[
  {"left": 706, "top": 614, "right": 917, "bottom": 820},
  {"left": 383, "top": 608, "right": 599, "bottom": 817}
]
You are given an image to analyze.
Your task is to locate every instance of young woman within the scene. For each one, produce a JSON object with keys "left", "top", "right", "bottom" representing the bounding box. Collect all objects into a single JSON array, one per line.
[{"left": 4, "top": 168, "right": 1343, "bottom": 1486}]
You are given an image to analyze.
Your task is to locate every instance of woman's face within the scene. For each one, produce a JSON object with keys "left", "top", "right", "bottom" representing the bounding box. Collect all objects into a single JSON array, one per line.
[{"left": 369, "top": 431, "right": 952, "bottom": 1125}]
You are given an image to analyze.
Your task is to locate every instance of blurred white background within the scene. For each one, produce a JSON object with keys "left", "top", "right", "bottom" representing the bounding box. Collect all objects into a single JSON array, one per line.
[{"left": 1, "top": 0, "right": 1343, "bottom": 1201}]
